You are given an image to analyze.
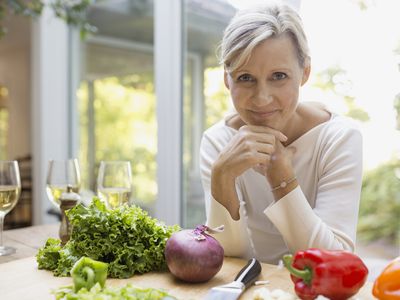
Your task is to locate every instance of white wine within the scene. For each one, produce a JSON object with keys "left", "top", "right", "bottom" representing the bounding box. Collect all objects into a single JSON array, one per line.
[
  {"left": 0, "top": 185, "right": 20, "bottom": 214},
  {"left": 46, "top": 185, "right": 79, "bottom": 207},
  {"left": 98, "top": 187, "right": 132, "bottom": 209}
]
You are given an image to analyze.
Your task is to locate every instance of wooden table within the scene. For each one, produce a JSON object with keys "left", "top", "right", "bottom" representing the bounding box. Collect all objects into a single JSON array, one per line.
[
  {"left": 0, "top": 223, "right": 59, "bottom": 264},
  {"left": 0, "top": 224, "right": 375, "bottom": 299}
]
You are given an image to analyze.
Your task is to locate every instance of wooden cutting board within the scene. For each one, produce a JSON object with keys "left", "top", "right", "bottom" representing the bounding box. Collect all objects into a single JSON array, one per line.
[{"left": 0, "top": 256, "right": 374, "bottom": 300}]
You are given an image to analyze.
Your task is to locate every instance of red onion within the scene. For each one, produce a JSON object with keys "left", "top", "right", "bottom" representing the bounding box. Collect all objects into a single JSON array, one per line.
[{"left": 165, "top": 225, "right": 224, "bottom": 283}]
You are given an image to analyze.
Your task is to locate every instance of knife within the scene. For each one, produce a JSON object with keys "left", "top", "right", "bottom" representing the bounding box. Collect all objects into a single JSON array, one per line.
[{"left": 204, "top": 258, "right": 262, "bottom": 300}]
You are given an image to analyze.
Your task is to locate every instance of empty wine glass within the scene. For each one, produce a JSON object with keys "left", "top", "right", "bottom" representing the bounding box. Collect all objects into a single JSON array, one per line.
[
  {"left": 97, "top": 161, "right": 132, "bottom": 209},
  {"left": 46, "top": 159, "right": 81, "bottom": 209},
  {"left": 0, "top": 161, "right": 21, "bottom": 256}
]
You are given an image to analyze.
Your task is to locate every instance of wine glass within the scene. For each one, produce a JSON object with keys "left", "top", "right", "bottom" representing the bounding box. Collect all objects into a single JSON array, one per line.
[
  {"left": 46, "top": 159, "right": 81, "bottom": 209},
  {"left": 97, "top": 161, "right": 132, "bottom": 209},
  {"left": 0, "top": 161, "right": 21, "bottom": 256}
]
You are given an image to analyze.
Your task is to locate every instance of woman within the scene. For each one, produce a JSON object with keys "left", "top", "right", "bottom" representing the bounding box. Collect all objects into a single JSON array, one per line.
[{"left": 200, "top": 1, "right": 363, "bottom": 264}]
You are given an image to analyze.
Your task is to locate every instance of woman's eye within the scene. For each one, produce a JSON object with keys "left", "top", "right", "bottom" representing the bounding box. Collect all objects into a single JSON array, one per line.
[
  {"left": 272, "top": 72, "right": 287, "bottom": 80},
  {"left": 237, "top": 74, "right": 253, "bottom": 82}
]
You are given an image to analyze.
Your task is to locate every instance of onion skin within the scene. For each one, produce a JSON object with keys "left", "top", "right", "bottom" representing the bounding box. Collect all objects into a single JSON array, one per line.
[{"left": 165, "top": 226, "right": 224, "bottom": 283}]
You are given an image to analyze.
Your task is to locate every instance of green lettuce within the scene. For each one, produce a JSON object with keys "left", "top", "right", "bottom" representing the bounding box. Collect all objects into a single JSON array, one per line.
[
  {"left": 54, "top": 283, "right": 177, "bottom": 300},
  {"left": 37, "top": 238, "right": 62, "bottom": 270},
  {"left": 37, "top": 198, "right": 180, "bottom": 278}
]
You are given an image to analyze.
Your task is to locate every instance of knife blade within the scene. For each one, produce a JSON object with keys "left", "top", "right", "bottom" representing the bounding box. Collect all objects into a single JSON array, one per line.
[{"left": 204, "top": 258, "right": 262, "bottom": 300}]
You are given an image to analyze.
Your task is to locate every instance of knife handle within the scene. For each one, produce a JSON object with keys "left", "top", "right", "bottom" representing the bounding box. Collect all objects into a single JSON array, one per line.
[{"left": 234, "top": 258, "right": 262, "bottom": 288}]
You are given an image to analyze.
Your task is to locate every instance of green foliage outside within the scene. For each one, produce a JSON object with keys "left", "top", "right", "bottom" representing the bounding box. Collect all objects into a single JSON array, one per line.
[
  {"left": 394, "top": 93, "right": 400, "bottom": 130},
  {"left": 358, "top": 160, "right": 400, "bottom": 244},
  {"left": 312, "top": 66, "right": 370, "bottom": 122},
  {"left": 182, "top": 67, "right": 231, "bottom": 228},
  {"left": 204, "top": 68, "right": 231, "bottom": 129},
  {"left": 78, "top": 76, "right": 157, "bottom": 205},
  {"left": 313, "top": 64, "right": 399, "bottom": 247},
  {"left": 0, "top": 0, "right": 95, "bottom": 38},
  {"left": 78, "top": 67, "right": 230, "bottom": 219}
]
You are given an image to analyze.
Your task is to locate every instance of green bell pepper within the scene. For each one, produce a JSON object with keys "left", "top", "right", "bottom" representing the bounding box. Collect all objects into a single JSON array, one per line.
[{"left": 70, "top": 257, "right": 108, "bottom": 292}]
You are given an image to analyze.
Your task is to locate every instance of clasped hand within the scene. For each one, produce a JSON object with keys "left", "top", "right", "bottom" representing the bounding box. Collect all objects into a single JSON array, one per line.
[
  {"left": 216, "top": 125, "right": 295, "bottom": 182},
  {"left": 211, "top": 124, "right": 297, "bottom": 219}
]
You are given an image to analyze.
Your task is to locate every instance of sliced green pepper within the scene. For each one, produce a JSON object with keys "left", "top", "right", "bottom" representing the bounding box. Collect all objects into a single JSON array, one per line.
[{"left": 70, "top": 257, "right": 108, "bottom": 292}]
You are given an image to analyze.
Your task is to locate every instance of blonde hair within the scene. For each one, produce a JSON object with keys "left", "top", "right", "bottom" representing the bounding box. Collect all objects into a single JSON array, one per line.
[{"left": 219, "top": 1, "right": 309, "bottom": 73}]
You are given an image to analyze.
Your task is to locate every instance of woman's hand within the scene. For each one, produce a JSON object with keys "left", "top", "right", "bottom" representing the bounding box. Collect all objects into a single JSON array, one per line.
[
  {"left": 266, "top": 141, "right": 297, "bottom": 199},
  {"left": 214, "top": 125, "right": 287, "bottom": 179},
  {"left": 211, "top": 125, "right": 287, "bottom": 219}
]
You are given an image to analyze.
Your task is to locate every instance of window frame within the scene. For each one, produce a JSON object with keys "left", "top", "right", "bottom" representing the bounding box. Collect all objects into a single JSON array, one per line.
[{"left": 31, "top": 0, "right": 185, "bottom": 226}]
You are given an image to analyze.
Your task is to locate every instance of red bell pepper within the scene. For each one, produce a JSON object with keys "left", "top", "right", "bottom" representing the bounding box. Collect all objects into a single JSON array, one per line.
[{"left": 283, "top": 248, "right": 369, "bottom": 300}]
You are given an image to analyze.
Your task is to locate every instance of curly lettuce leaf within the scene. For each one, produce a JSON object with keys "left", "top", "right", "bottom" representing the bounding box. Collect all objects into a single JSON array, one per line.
[
  {"left": 36, "top": 238, "right": 62, "bottom": 270},
  {"left": 36, "top": 198, "right": 180, "bottom": 278}
]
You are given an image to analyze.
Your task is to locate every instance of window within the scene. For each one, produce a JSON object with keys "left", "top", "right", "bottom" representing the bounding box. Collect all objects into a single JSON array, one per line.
[
  {"left": 77, "top": 1, "right": 157, "bottom": 212},
  {"left": 182, "top": 0, "right": 235, "bottom": 228},
  {"left": 76, "top": 0, "right": 236, "bottom": 226}
]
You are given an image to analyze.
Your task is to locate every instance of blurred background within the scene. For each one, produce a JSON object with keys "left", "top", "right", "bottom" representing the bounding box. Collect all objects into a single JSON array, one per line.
[{"left": 0, "top": 0, "right": 399, "bottom": 279}]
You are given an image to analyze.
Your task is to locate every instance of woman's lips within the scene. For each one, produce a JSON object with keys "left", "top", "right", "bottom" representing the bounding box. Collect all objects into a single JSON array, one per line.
[{"left": 250, "top": 109, "right": 278, "bottom": 118}]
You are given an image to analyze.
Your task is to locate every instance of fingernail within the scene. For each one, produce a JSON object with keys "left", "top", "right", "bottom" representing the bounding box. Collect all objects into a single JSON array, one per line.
[{"left": 281, "top": 134, "right": 288, "bottom": 141}]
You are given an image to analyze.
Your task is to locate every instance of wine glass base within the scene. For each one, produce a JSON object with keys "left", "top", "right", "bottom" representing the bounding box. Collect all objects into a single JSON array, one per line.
[{"left": 0, "top": 246, "right": 16, "bottom": 256}]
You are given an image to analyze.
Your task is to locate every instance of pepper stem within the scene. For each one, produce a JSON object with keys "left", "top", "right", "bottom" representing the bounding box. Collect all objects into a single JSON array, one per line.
[{"left": 282, "top": 255, "right": 312, "bottom": 286}]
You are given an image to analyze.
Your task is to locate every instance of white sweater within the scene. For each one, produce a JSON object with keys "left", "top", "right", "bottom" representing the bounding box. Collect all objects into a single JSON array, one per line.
[{"left": 200, "top": 113, "right": 363, "bottom": 264}]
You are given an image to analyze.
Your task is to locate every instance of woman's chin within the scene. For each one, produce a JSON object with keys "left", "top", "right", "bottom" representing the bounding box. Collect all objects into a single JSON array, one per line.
[
  {"left": 243, "top": 113, "right": 279, "bottom": 128},
  {"left": 249, "top": 119, "right": 280, "bottom": 129}
]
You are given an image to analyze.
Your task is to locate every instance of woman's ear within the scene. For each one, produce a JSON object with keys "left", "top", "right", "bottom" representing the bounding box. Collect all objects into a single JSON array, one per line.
[
  {"left": 301, "top": 58, "right": 311, "bottom": 86},
  {"left": 224, "top": 70, "right": 230, "bottom": 89}
]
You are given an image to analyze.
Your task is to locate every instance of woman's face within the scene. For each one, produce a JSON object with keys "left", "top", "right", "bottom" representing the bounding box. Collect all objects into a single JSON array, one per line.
[{"left": 224, "top": 34, "right": 310, "bottom": 131}]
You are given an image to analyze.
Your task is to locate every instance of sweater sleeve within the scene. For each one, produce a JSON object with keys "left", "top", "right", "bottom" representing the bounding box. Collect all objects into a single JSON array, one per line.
[
  {"left": 264, "top": 125, "right": 363, "bottom": 253},
  {"left": 199, "top": 131, "right": 251, "bottom": 258}
]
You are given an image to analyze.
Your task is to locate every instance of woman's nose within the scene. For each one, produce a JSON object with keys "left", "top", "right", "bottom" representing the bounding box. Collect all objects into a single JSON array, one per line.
[{"left": 253, "top": 83, "right": 273, "bottom": 106}]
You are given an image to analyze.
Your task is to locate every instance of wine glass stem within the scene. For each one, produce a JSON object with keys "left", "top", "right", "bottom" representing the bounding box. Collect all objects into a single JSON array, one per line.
[{"left": 0, "top": 214, "right": 4, "bottom": 247}]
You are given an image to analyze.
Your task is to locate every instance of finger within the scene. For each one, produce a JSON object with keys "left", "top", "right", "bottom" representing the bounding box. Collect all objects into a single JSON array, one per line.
[
  {"left": 252, "top": 152, "right": 272, "bottom": 165},
  {"left": 240, "top": 125, "right": 287, "bottom": 142},
  {"left": 253, "top": 132, "right": 277, "bottom": 145},
  {"left": 255, "top": 143, "right": 275, "bottom": 155}
]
